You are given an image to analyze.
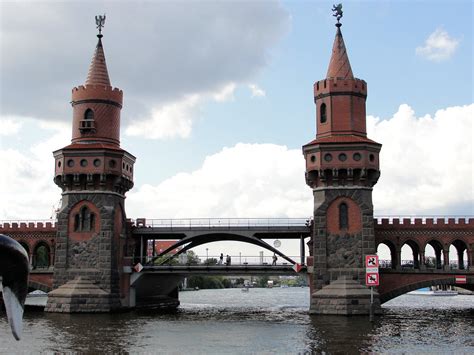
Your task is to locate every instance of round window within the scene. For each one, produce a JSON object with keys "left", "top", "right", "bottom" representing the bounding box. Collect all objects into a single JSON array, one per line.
[
  {"left": 338, "top": 153, "right": 347, "bottom": 162},
  {"left": 324, "top": 153, "right": 332, "bottom": 162},
  {"left": 109, "top": 160, "right": 116, "bottom": 168},
  {"left": 310, "top": 155, "right": 316, "bottom": 163},
  {"left": 93, "top": 159, "right": 101, "bottom": 167},
  {"left": 58, "top": 161, "right": 62, "bottom": 168},
  {"left": 369, "top": 154, "right": 375, "bottom": 162},
  {"left": 80, "top": 159, "right": 88, "bottom": 167},
  {"left": 353, "top": 153, "right": 362, "bottom": 161},
  {"left": 67, "top": 159, "right": 74, "bottom": 167}
]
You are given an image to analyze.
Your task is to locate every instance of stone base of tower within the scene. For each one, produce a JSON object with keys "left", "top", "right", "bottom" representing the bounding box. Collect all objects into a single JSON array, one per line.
[
  {"left": 45, "top": 276, "right": 121, "bottom": 313},
  {"left": 309, "top": 276, "right": 381, "bottom": 315}
]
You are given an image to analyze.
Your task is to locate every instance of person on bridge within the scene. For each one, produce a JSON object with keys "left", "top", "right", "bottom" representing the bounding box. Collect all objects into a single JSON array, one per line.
[
  {"left": 226, "top": 255, "right": 231, "bottom": 266},
  {"left": 272, "top": 254, "right": 278, "bottom": 266},
  {"left": 219, "top": 253, "right": 223, "bottom": 265}
]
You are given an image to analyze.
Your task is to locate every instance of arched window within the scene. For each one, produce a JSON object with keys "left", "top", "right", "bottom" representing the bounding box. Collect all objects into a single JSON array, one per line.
[
  {"left": 74, "top": 206, "right": 96, "bottom": 232},
  {"left": 84, "top": 109, "right": 94, "bottom": 120},
  {"left": 320, "top": 103, "right": 327, "bottom": 123},
  {"left": 339, "top": 202, "right": 348, "bottom": 229}
]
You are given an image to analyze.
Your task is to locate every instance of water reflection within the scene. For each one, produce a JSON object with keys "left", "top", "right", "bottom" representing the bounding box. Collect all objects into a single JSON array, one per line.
[
  {"left": 1, "top": 289, "right": 473, "bottom": 353},
  {"left": 305, "top": 315, "right": 376, "bottom": 353}
]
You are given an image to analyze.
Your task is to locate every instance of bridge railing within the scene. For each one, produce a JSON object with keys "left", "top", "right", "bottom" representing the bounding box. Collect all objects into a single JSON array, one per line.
[
  {"left": 131, "top": 218, "right": 311, "bottom": 229},
  {"left": 132, "top": 254, "right": 303, "bottom": 266}
]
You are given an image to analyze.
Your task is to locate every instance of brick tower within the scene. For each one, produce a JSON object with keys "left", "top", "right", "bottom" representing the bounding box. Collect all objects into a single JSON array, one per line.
[
  {"left": 303, "top": 12, "right": 382, "bottom": 314},
  {"left": 46, "top": 17, "right": 135, "bottom": 312}
]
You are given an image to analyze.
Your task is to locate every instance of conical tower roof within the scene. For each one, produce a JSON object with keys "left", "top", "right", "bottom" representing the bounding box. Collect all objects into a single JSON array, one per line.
[
  {"left": 85, "top": 36, "right": 111, "bottom": 86},
  {"left": 326, "top": 26, "right": 354, "bottom": 79}
]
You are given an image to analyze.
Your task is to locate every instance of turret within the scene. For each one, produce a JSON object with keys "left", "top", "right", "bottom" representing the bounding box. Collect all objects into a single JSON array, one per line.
[{"left": 303, "top": 20, "right": 381, "bottom": 189}]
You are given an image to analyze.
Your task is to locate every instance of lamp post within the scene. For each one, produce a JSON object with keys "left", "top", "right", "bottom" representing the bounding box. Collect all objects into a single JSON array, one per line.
[{"left": 206, "top": 248, "right": 209, "bottom": 265}]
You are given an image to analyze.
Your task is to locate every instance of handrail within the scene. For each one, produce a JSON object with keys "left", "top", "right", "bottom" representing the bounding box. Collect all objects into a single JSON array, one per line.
[{"left": 131, "top": 218, "right": 311, "bottom": 229}]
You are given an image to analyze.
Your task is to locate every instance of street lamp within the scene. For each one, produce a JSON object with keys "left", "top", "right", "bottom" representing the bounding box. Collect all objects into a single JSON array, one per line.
[{"left": 206, "top": 248, "right": 209, "bottom": 264}]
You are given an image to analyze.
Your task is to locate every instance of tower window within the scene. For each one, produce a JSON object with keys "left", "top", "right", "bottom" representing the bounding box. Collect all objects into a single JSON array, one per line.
[
  {"left": 320, "top": 103, "right": 327, "bottom": 123},
  {"left": 79, "top": 109, "right": 96, "bottom": 133},
  {"left": 74, "top": 206, "right": 96, "bottom": 232},
  {"left": 339, "top": 202, "right": 348, "bottom": 229},
  {"left": 84, "top": 109, "right": 94, "bottom": 120}
]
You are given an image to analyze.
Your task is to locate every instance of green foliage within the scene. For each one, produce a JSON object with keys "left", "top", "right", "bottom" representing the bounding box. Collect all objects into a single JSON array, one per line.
[
  {"left": 153, "top": 254, "right": 178, "bottom": 265},
  {"left": 256, "top": 275, "right": 270, "bottom": 288},
  {"left": 187, "top": 275, "right": 233, "bottom": 289},
  {"left": 204, "top": 258, "right": 218, "bottom": 265}
]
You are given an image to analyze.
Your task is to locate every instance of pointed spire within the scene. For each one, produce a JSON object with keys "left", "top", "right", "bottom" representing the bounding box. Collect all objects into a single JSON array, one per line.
[
  {"left": 85, "top": 36, "right": 111, "bottom": 87},
  {"left": 326, "top": 26, "right": 354, "bottom": 80}
]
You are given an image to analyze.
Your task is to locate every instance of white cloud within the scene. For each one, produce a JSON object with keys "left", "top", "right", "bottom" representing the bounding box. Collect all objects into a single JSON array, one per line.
[
  {"left": 248, "top": 84, "right": 266, "bottom": 98},
  {"left": 0, "top": 116, "right": 23, "bottom": 136},
  {"left": 127, "top": 143, "right": 311, "bottom": 218},
  {"left": 0, "top": 1, "right": 289, "bottom": 128},
  {"left": 369, "top": 104, "right": 473, "bottom": 215},
  {"left": 0, "top": 120, "right": 68, "bottom": 220},
  {"left": 416, "top": 28, "right": 460, "bottom": 62},
  {"left": 125, "top": 83, "right": 236, "bottom": 140}
]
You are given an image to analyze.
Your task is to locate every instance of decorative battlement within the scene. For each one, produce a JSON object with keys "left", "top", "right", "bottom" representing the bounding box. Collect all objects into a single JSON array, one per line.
[
  {"left": 72, "top": 85, "right": 123, "bottom": 104},
  {"left": 314, "top": 77, "right": 367, "bottom": 98},
  {"left": 374, "top": 217, "right": 474, "bottom": 228},
  {"left": 0, "top": 221, "right": 57, "bottom": 232}
]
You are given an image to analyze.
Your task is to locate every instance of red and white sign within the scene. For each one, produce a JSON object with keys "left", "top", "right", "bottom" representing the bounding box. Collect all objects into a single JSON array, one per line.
[
  {"left": 366, "top": 272, "right": 379, "bottom": 286},
  {"left": 365, "top": 255, "right": 379, "bottom": 268},
  {"left": 455, "top": 275, "right": 467, "bottom": 284},
  {"left": 134, "top": 263, "right": 143, "bottom": 272},
  {"left": 292, "top": 263, "right": 303, "bottom": 273}
]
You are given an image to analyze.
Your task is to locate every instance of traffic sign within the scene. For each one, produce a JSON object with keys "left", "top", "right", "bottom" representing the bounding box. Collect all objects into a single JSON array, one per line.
[
  {"left": 292, "top": 263, "right": 303, "bottom": 272},
  {"left": 134, "top": 263, "right": 143, "bottom": 272},
  {"left": 366, "top": 272, "right": 379, "bottom": 286},
  {"left": 455, "top": 275, "right": 467, "bottom": 284},
  {"left": 365, "top": 255, "right": 379, "bottom": 268}
]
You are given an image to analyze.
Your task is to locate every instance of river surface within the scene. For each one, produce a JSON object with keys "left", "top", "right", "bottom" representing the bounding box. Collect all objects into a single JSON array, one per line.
[{"left": 1, "top": 287, "right": 473, "bottom": 353}]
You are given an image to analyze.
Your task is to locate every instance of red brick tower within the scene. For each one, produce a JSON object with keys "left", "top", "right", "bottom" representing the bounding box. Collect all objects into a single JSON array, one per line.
[
  {"left": 46, "top": 18, "right": 135, "bottom": 312},
  {"left": 303, "top": 12, "right": 382, "bottom": 314}
]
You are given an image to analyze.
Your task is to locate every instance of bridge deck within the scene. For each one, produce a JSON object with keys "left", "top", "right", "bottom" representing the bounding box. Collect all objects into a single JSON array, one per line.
[
  {"left": 142, "top": 265, "right": 302, "bottom": 276},
  {"left": 131, "top": 218, "right": 311, "bottom": 239}
]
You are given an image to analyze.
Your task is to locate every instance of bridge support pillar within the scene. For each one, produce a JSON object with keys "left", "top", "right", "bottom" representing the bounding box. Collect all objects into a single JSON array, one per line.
[
  {"left": 310, "top": 276, "right": 381, "bottom": 315},
  {"left": 308, "top": 188, "right": 381, "bottom": 316}
]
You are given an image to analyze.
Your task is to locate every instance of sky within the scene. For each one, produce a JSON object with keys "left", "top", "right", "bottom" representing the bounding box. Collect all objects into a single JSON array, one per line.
[{"left": 0, "top": 0, "right": 472, "bottom": 261}]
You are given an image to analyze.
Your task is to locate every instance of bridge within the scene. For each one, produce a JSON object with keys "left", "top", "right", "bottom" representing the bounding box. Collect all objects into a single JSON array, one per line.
[{"left": 1, "top": 216, "right": 472, "bottom": 307}]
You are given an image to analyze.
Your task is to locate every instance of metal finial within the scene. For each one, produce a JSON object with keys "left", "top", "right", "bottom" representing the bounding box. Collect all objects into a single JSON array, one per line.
[
  {"left": 332, "top": 3, "right": 343, "bottom": 27},
  {"left": 95, "top": 14, "right": 106, "bottom": 38}
]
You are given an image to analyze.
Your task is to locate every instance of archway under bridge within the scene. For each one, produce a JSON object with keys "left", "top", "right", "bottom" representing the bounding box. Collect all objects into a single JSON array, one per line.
[{"left": 130, "top": 218, "right": 312, "bottom": 267}]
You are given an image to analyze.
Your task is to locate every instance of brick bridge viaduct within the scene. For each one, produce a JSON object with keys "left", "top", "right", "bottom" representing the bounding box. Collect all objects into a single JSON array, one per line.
[{"left": 1, "top": 216, "right": 473, "bottom": 305}]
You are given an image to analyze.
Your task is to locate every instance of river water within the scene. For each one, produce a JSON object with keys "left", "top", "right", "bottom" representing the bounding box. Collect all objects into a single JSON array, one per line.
[{"left": 1, "top": 287, "right": 473, "bottom": 353}]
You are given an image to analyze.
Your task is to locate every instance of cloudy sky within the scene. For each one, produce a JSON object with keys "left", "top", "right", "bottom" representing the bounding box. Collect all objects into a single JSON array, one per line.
[{"left": 0, "top": 1, "right": 472, "bottom": 260}]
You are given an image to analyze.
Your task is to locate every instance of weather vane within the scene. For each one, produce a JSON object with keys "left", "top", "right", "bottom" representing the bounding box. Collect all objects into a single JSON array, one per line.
[
  {"left": 95, "top": 14, "right": 106, "bottom": 37},
  {"left": 332, "top": 3, "right": 343, "bottom": 27}
]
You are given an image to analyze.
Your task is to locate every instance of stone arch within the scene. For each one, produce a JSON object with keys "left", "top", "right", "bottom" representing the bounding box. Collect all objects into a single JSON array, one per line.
[
  {"left": 401, "top": 239, "right": 421, "bottom": 269},
  {"left": 423, "top": 239, "right": 444, "bottom": 269},
  {"left": 377, "top": 240, "right": 397, "bottom": 269},
  {"left": 380, "top": 277, "right": 466, "bottom": 304},
  {"left": 32, "top": 241, "right": 51, "bottom": 269},
  {"left": 449, "top": 239, "right": 469, "bottom": 270}
]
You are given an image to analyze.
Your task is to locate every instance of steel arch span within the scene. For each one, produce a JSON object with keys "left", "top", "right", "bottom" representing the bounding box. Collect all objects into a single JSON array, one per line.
[{"left": 148, "top": 232, "right": 297, "bottom": 266}]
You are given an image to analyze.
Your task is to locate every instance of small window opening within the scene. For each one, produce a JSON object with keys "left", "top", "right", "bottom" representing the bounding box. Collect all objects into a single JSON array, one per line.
[
  {"left": 320, "top": 103, "right": 327, "bottom": 124},
  {"left": 339, "top": 202, "right": 348, "bottom": 229}
]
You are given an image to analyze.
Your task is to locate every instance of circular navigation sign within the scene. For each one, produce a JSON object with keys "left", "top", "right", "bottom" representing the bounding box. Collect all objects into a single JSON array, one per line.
[{"left": 273, "top": 239, "right": 281, "bottom": 248}]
